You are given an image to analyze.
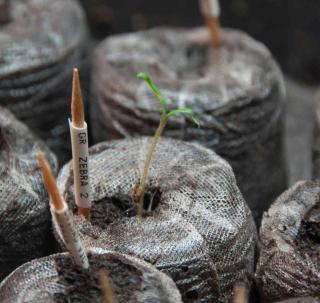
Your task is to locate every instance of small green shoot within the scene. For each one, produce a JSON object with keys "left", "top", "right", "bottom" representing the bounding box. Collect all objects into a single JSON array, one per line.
[{"left": 134, "top": 72, "right": 200, "bottom": 216}]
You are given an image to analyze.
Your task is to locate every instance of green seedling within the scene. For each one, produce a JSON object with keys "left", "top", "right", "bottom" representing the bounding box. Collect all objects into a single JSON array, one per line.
[{"left": 134, "top": 72, "right": 199, "bottom": 216}]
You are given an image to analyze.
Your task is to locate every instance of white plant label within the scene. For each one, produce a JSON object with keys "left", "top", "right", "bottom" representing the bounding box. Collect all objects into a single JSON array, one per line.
[
  {"left": 53, "top": 203, "right": 89, "bottom": 269},
  {"left": 200, "top": 0, "right": 220, "bottom": 18},
  {"left": 69, "top": 120, "right": 91, "bottom": 209}
]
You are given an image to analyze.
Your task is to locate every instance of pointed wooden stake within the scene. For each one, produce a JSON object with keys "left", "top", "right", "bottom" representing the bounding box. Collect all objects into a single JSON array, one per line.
[
  {"left": 37, "top": 151, "right": 89, "bottom": 269},
  {"left": 71, "top": 68, "right": 85, "bottom": 128},
  {"left": 37, "top": 151, "right": 64, "bottom": 211},
  {"left": 100, "top": 270, "right": 118, "bottom": 303},
  {"left": 207, "top": 15, "right": 221, "bottom": 48},
  {"left": 70, "top": 68, "right": 91, "bottom": 220},
  {"left": 200, "top": 0, "right": 221, "bottom": 48},
  {"left": 232, "top": 283, "right": 248, "bottom": 303}
]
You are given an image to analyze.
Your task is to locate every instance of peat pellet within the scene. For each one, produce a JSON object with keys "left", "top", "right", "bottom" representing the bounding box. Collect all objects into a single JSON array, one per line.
[
  {"left": 0, "top": 106, "right": 57, "bottom": 281},
  {"left": 256, "top": 181, "right": 320, "bottom": 302},
  {"left": 91, "top": 27, "right": 287, "bottom": 224},
  {"left": 0, "top": 0, "right": 88, "bottom": 163},
  {"left": 0, "top": 249, "right": 182, "bottom": 303},
  {"left": 57, "top": 137, "right": 257, "bottom": 303},
  {"left": 313, "top": 99, "right": 320, "bottom": 179}
]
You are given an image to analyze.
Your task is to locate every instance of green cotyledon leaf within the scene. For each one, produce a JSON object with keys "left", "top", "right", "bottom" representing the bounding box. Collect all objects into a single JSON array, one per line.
[
  {"left": 137, "top": 72, "right": 168, "bottom": 113},
  {"left": 166, "top": 108, "right": 200, "bottom": 127},
  {"left": 137, "top": 72, "right": 200, "bottom": 127}
]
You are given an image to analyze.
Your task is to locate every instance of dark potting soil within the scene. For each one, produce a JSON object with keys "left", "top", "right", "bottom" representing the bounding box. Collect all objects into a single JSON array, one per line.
[
  {"left": 53, "top": 253, "right": 142, "bottom": 303},
  {"left": 68, "top": 185, "right": 162, "bottom": 230},
  {"left": 295, "top": 203, "right": 320, "bottom": 264}
]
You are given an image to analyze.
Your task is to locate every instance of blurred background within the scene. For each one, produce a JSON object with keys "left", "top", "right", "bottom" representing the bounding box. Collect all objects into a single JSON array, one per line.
[
  {"left": 79, "top": 0, "right": 320, "bottom": 84},
  {"left": 79, "top": 0, "right": 320, "bottom": 185}
]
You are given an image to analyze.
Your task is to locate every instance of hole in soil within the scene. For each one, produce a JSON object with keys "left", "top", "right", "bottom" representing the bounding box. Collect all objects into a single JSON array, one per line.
[
  {"left": 181, "top": 266, "right": 189, "bottom": 272},
  {"left": 186, "top": 290, "right": 199, "bottom": 300},
  {"left": 295, "top": 203, "right": 320, "bottom": 258},
  {"left": 142, "top": 186, "right": 162, "bottom": 214},
  {"left": 297, "top": 220, "right": 320, "bottom": 245}
]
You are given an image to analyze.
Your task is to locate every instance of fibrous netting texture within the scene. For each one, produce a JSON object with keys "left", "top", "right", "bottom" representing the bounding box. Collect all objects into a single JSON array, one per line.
[
  {"left": 0, "top": 106, "right": 57, "bottom": 281},
  {"left": 256, "top": 180, "right": 320, "bottom": 302},
  {"left": 0, "top": 248, "right": 182, "bottom": 303},
  {"left": 91, "top": 26, "right": 287, "bottom": 224},
  {"left": 57, "top": 137, "right": 257, "bottom": 303},
  {"left": 0, "top": 0, "right": 88, "bottom": 163},
  {"left": 313, "top": 100, "right": 320, "bottom": 179}
]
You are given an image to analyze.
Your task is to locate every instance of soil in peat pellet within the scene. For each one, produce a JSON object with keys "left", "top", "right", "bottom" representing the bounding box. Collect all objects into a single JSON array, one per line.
[
  {"left": 295, "top": 203, "right": 320, "bottom": 265},
  {"left": 68, "top": 186, "right": 162, "bottom": 230},
  {"left": 53, "top": 253, "right": 142, "bottom": 303}
]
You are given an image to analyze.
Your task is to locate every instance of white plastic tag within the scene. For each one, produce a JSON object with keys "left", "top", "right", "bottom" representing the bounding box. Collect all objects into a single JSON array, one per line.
[
  {"left": 69, "top": 119, "right": 91, "bottom": 209},
  {"left": 200, "top": 0, "right": 220, "bottom": 18},
  {"left": 53, "top": 204, "right": 89, "bottom": 269}
]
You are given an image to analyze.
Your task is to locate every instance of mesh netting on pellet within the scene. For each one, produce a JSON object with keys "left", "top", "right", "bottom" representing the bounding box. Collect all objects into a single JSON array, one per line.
[
  {"left": 0, "top": 248, "right": 182, "bottom": 303},
  {"left": 256, "top": 181, "right": 320, "bottom": 302},
  {"left": 91, "top": 27, "right": 287, "bottom": 223},
  {"left": 0, "top": 0, "right": 88, "bottom": 163},
  {"left": 56, "top": 137, "right": 257, "bottom": 303},
  {"left": 0, "top": 106, "right": 57, "bottom": 281}
]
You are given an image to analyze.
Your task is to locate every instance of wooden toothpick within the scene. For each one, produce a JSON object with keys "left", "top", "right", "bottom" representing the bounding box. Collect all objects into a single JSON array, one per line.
[
  {"left": 37, "top": 151, "right": 89, "bottom": 269},
  {"left": 72, "top": 68, "right": 85, "bottom": 129},
  {"left": 99, "top": 270, "right": 118, "bottom": 303},
  {"left": 200, "top": 0, "right": 221, "bottom": 48},
  {"left": 232, "top": 283, "right": 248, "bottom": 303},
  {"left": 70, "top": 68, "right": 91, "bottom": 220},
  {"left": 37, "top": 151, "right": 64, "bottom": 211}
]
